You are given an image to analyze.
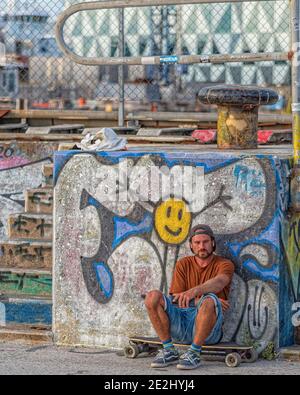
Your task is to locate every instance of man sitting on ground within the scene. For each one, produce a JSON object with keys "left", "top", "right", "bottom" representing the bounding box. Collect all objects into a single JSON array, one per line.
[{"left": 145, "top": 224, "right": 235, "bottom": 370}]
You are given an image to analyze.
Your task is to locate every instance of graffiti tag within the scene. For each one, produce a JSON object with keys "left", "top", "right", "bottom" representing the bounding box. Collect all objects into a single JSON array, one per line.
[{"left": 292, "top": 302, "right": 300, "bottom": 327}]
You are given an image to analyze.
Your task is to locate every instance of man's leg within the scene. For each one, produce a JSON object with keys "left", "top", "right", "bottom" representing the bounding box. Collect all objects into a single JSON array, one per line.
[
  {"left": 145, "top": 290, "right": 179, "bottom": 368},
  {"left": 177, "top": 295, "right": 220, "bottom": 370},
  {"left": 144, "top": 290, "right": 170, "bottom": 341},
  {"left": 193, "top": 297, "right": 217, "bottom": 345}
]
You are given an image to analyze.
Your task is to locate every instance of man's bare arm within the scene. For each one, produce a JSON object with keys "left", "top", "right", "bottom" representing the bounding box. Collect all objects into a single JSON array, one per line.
[{"left": 172, "top": 274, "right": 230, "bottom": 308}]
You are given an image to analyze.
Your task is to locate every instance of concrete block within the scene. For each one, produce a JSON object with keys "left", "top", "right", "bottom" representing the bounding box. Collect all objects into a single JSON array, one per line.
[
  {"left": 53, "top": 149, "right": 295, "bottom": 351},
  {"left": 0, "top": 142, "right": 57, "bottom": 241},
  {"left": 0, "top": 297, "right": 52, "bottom": 326},
  {"left": 0, "top": 326, "right": 53, "bottom": 344},
  {"left": 8, "top": 213, "right": 52, "bottom": 241},
  {"left": 0, "top": 269, "right": 52, "bottom": 298},
  {"left": 0, "top": 241, "right": 52, "bottom": 269},
  {"left": 42, "top": 164, "right": 54, "bottom": 187},
  {"left": 280, "top": 346, "right": 300, "bottom": 362},
  {"left": 25, "top": 188, "right": 53, "bottom": 214},
  {"left": 42, "top": 164, "right": 53, "bottom": 179}
]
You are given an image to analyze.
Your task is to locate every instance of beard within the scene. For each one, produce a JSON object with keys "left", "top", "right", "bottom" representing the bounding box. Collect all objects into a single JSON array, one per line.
[{"left": 196, "top": 249, "right": 213, "bottom": 259}]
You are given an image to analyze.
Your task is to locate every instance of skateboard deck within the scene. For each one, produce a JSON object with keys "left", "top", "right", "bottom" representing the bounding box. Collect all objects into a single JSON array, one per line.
[
  {"left": 129, "top": 336, "right": 252, "bottom": 350},
  {"left": 124, "top": 336, "right": 258, "bottom": 367}
]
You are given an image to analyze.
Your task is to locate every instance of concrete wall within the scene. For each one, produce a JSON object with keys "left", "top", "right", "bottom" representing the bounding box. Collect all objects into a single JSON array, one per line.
[
  {"left": 53, "top": 150, "right": 296, "bottom": 351},
  {"left": 0, "top": 141, "right": 57, "bottom": 328}
]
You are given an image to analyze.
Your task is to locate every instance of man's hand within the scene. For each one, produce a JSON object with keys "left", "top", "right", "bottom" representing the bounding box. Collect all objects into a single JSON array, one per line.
[
  {"left": 172, "top": 291, "right": 230, "bottom": 311},
  {"left": 172, "top": 288, "right": 199, "bottom": 308},
  {"left": 219, "top": 298, "right": 230, "bottom": 312}
]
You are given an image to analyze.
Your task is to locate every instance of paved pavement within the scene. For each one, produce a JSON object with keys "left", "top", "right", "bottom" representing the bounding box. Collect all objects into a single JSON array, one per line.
[{"left": 0, "top": 341, "right": 299, "bottom": 375}]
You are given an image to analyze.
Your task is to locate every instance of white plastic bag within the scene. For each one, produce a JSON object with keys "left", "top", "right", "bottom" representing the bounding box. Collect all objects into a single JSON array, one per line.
[{"left": 77, "top": 128, "right": 127, "bottom": 151}]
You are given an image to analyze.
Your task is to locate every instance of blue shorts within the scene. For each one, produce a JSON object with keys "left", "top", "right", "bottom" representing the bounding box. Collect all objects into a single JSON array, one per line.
[{"left": 163, "top": 293, "right": 223, "bottom": 345}]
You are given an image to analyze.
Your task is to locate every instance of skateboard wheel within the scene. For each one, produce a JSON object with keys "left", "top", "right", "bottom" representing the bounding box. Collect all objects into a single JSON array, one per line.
[
  {"left": 124, "top": 344, "right": 139, "bottom": 359},
  {"left": 225, "top": 352, "right": 242, "bottom": 368},
  {"left": 244, "top": 348, "right": 258, "bottom": 363}
]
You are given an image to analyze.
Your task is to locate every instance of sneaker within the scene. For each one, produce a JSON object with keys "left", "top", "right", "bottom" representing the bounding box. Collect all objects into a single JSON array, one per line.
[
  {"left": 176, "top": 349, "right": 201, "bottom": 370},
  {"left": 151, "top": 347, "right": 180, "bottom": 368}
]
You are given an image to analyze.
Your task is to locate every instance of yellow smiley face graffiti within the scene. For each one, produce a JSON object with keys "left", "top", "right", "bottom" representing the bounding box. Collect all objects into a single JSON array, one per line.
[{"left": 154, "top": 198, "right": 191, "bottom": 245}]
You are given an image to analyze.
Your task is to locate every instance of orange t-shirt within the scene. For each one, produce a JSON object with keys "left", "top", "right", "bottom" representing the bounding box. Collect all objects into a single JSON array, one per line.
[{"left": 169, "top": 255, "right": 235, "bottom": 300}]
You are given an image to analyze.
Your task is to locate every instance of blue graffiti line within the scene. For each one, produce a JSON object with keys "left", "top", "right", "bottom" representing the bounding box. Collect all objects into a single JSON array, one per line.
[
  {"left": 92, "top": 151, "right": 241, "bottom": 173},
  {"left": 113, "top": 212, "right": 153, "bottom": 249},
  {"left": 54, "top": 151, "right": 243, "bottom": 182},
  {"left": 242, "top": 258, "right": 279, "bottom": 283},
  {"left": 271, "top": 158, "right": 291, "bottom": 212},
  {"left": 228, "top": 238, "right": 280, "bottom": 259},
  {"left": 54, "top": 151, "right": 77, "bottom": 185},
  {"left": 87, "top": 194, "right": 101, "bottom": 209},
  {"left": 234, "top": 165, "right": 266, "bottom": 197},
  {"left": 94, "top": 262, "right": 113, "bottom": 299},
  {"left": 259, "top": 217, "right": 280, "bottom": 250},
  {"left": 227, "top": 243, "right": 241, "bottom": 257},
  {"left": 159, "top": 153, "right": 240, "bottom": 174}
]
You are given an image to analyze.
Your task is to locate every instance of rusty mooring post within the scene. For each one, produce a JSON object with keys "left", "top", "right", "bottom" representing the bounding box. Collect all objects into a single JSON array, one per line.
[{"left": 198, "top": 85, "right": 278, "bottom": 149}]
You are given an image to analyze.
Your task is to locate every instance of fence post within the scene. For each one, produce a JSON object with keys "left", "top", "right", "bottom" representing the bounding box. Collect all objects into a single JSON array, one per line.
[
  {"left": 118, "top": 8, "right": 125, "bottom": 127},
  {"left": 175, "top": 6, "right": 183, "bottom": 93},
  {"left": 291, "top": 0, "right": 300, "bottom": 211}
]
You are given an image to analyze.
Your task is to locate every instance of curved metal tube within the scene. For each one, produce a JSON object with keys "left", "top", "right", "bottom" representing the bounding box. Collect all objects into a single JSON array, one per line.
[{"left": 55, "top": 0, "right": 289, "bottom": 66}]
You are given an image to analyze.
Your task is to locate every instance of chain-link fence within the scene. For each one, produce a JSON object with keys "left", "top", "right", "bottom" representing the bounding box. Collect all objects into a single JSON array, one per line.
[{"left": 0, "top": 0, "right": 291, "bottom": 113}]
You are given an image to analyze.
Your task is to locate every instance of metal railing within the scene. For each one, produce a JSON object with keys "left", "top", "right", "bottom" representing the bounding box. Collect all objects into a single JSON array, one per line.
[
  {"left": 55, "top": 0, "right": 290, "bottom": 66},
  {"left": 1, "top": 1, "right": 291, "bottom": 118},
  {"left": 55, "top": 0, "right": 294, "bottom": 127}
]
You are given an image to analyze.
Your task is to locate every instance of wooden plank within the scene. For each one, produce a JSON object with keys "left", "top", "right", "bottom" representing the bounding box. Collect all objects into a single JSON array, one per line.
[
  {"left": 0, "top": 110, "right": 10, "bottom": 118},
  {"left": 137, "top": 127, "right": 196, "bottom": 137},
  {"left": 126, "top": 136, "right": 196, "bottom": 143},
  {"left": 57, "top": 137, "right": 197, "bottom": 151},
  {"left": 0, "top": 133, "right": 84, "bottom": 141},
  {"left": 2, "top": 109, "right": 292, "bottom": 125},
  {"left": 26, "top": 124, "right": 86, "bottom": 135},
  {"left": 0, "top": 133, "right": 197, "bottom": 143},
  {"left": 3, "top": 109, "right": 118, "bottom": 121}
]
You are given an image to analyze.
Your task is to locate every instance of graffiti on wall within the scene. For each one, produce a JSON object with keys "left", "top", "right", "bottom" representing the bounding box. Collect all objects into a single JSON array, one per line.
[
  {"left": 0, "top": 142, "right": 55, "bottom": 240},
  {"left": 0, "top": 243, "right": 52, "bottom": 269},
  {"left": 54, "top": 152, "right": 292, "bottom": 350},
  {"left": 26, "top": 190, "right": 53, "bottom": 214},
  {"left": 283, "top": 213, "right": 300, "bottom": 301},
  {"left": 0, "top": 299, "right": 52, "bottom": 326},
  {"left": 0, "top": 143, "right": 31, "bottom": 170},
  {"left": 0, "top": 271, "right": 52, "bottom": 297}
]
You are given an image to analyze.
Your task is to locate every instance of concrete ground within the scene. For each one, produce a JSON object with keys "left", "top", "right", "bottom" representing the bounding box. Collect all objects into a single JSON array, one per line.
[{"left": 0, "top": 341, "right": 299, "bottom": 375}]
